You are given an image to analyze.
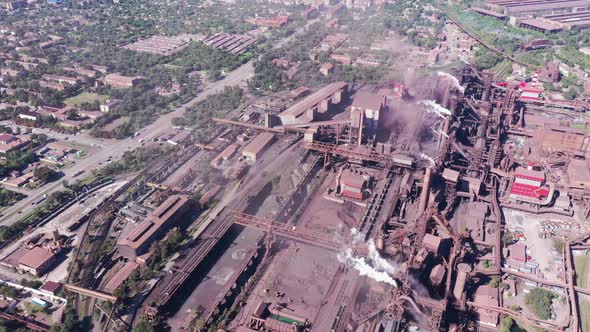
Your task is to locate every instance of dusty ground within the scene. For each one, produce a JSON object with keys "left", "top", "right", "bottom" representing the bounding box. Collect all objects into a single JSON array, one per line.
[
  {"left": 167, "top": 227, "right": 262, "bottom": 331},
  {"left": 235, "top": 243, "right": 341, "bottom": 327},
  {"left": 504, "top": 208, "right": 564, "bottom": 281},
  {"left": 297, "top": 171, "right": 362, "bottom": 240}
]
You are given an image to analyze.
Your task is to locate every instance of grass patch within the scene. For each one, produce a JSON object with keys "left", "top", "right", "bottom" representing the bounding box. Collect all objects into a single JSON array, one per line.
[
  {"left": 65, "top": 92, "right": 109, "bottom": 108},
  {"left": 575, "top": 252, "right": 590, "bottom": 287},
  {"left": 491, "top": 60, "right": 513, "bottom": 79},
  {"left": 581, "top": 300, "right": 590, "bottom": 332}
]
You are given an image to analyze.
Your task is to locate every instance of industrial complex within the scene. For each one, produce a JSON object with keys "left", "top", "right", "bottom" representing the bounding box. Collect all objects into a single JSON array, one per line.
[{"left": 2, "top": 0, "right": 590, "bottom": 331}]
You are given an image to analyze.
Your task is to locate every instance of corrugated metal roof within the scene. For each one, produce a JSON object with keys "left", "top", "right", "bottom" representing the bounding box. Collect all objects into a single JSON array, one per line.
[
  {"left": 18, "top": 247, "right": 55, "bottom": 269},
  {"left": 352, "top": 92, "right": 384, "bottom": 111},
  {"left": 280, "top": 82, "right": 347, "bottom": 118},
  {"left": 510, "top": 183, "right": 549, "bottom": 198},
  {"left": 514, "top": 167, "right": 545, "bottom": 182},
  {"left": 242, "top": 132, "right": 275, "bottom": 156}
]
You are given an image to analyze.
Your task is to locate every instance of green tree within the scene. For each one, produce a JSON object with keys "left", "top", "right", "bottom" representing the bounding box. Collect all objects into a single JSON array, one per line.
[
  {"left": 132, "top": 319, "right": 155, "bottom": 332},
  {"left": 502, "top": 231, "right": 514, "bottom": 245},
  {"left": 34, "top": 166, "right": 56, "bottom": 183},
  {"left": 474, "top": 48, "right": 502, "bottom": 70},
  {"left": 488, "top": 277, "right": 500, "bottom": 288},
  {"left": 525, "top": 288, "right": 556, "bottom": 320},
  {"left": 563, "top": 88, "right": 578, "bottom": 101},
  {"left": 499, "top": 316, "right": 514, "bottom": 332}
]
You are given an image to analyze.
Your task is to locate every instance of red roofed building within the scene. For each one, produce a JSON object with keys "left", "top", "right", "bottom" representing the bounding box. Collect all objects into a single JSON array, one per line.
[
  {"left": 338, "top": 171, "right": 367, "bottom": 200},
  {"left": 39, "top": 281, "right": 62, "bottom": 296},
  {"left": 272, "top": 58, "right": 291, "bottom": 69},
  {"left": 0, "top": 134, "right": 16, "bottom": 145},
  {"left": 510, "top": 166, "right": 550, "bottom": 201},
  {"left": 510, "top": 183, "right": 550, "bottom": 199},
  {"left": 18, "top": 247, "right": 56, "bottom": 276},
  {"left": 514, "top": 167, "right": 545, "bottom": 186},
  {"left": 320, "top": 63, "right": 335, "bottom": 76},
  {"left": 520, "top": 87, "right": 542, "bottom": 100},
  {"left": 290, "top": 86, "right": 310, "bottom": 99},
  {"left": 510, "top": 243, "right": 527, "bottom": 263}
]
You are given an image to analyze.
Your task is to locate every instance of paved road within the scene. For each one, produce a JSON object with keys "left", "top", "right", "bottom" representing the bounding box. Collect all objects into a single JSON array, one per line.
[
  {"left": 0, "top": 63, "right": 254, "bottom": 226},
  {"left": 0, "top": 17, "right": 316, "bottom": 227}
]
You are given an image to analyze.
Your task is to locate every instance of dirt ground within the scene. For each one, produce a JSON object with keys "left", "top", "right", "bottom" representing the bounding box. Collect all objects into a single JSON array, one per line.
[
  {"left": 504, "top": 208, "right": 564, "bottom": 281},
  {"left": 297, "top": 171, "right": 363, "bottom": 240},
  {"left": 235, "top": 243, "right": 341, "bottom": 328}
]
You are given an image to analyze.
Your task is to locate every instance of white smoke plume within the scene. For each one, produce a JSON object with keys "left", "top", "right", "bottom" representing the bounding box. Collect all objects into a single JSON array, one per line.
[
  {"left": 419, "top": 100, "right": 452, "bottom": 118},
  {"left": 350, "top": 228, "right": 364, "bottom": 244},
  {"left": 366, "top": 240, "right": 396, "bottom": 275},
  {"left": 420, "top": 153, "right": 435, "bottom": 166},
  {"left": 437, "top": 71, "right": 465, "bottom": 93},
  {"left": 337, "top": 236, "right": 398, "bottom": 287}
]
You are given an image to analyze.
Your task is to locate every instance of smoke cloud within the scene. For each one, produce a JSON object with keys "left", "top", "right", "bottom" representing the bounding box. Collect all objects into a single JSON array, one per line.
[
  {"left": 437, "top": 71, "right": 464, "bottom": 93},
  {"left": 419, "top": 100, "right": 452, "bottom": 118},
  {"left": 338, "top": 230, "right": 398, "bottom": 287},
  {"left": 420, "top": 153, "right": 435, "bottom": 166}
]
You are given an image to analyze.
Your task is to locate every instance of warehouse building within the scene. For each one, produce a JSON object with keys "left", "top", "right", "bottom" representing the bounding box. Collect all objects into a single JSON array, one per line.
[
  {"left": 18, "top": 247, "right": 56, "bottom": 277},
  {"left": 117, "top": 195, "right": 193, "bottom": 259},
  {"left": 242, "top": 132, "right": 275, "bottom": 162}
]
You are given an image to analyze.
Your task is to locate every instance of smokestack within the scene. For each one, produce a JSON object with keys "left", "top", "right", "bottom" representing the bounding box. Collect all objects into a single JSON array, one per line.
[
  {"left": 438, "top": 117, "right": 450, "bottom": 152},
  {"left": 52, "top": 230, "right": 60, "bottom": 242},
  {"left": 419, "top": 168, "right": 432, "bottom": 212},
  {"left": 358, "top": 110, "right": 364, "bottom": 147}
]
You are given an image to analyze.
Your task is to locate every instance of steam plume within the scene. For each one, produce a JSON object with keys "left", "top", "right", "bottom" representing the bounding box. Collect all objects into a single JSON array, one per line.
[
  {"left": 419, "top": 100, "right": 452, "bottom": 118},
  {"left": 420, "top": 153, "right": 435, "bottom": 166},
  {"left": 437, "top": 71, "right": 465, "bottom": 93},
  {"left": 338, "top": 233, "right": 398, "bottom": 287}
]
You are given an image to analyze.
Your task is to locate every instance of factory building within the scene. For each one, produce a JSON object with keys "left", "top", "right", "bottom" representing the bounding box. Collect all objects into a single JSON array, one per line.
[
  {"left": 474, "top": 285, "right": 499, "bottom": 327},
  {"left": 485, "top": 0, "right": 590, "bottom": 16},
  {"left": 18, "top": 247, "right": 56, "bottom": 276},
  {"left": 117, "top": 195, "right": 192, "bottom": 259},
  {"left": 351, "top": 92, "right": 385, "bottom": 142},
  {"left": 567, "top": 159, "right": 590, "bottom": 188},
  {"left": 423, "top": 234, "right": 442, "bottom": 254},
  {"left": 510, "top": 167, "right": 550, "bottom": 201},
  {"left": 279, "top": 82, "right": 348, "bottom": 125},
  {"left": 242, "top": 132, "right": 275, "bottom": 162},
  {"left": 338, "top": 171, "right": 368, "bottom": 200}
]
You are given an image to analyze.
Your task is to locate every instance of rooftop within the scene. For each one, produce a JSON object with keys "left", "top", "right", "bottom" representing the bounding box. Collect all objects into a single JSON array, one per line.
[
  {"left": 18, "top": 247, "right": 55, "bottom": 270},
  {"left": 568, "top": 159, "right": 590, "bottom": 185},
  {"left": 40, "top": 281, "right": 62, "bottom": 294},
  {"left": 118, "top": 195, "right": 191, "bottom": 250},
  {"left": 514, "top": 166, "right": 545, "bottom": 182},
  {"left": 510, "top": 183, "right": 550, "bottom": 199},
  {"left": 352, "top": 92, "right": 384, "bottom": 111},
  {"left": 280, "top": 82, "right": 348, "bottom": 118},
  {"left": 242, "top": 132, "right": 275, "bottom": 156}
]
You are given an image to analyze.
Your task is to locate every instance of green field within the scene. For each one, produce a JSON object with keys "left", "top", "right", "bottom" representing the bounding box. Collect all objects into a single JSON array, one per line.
[{"left": 65, "top": 92, "right": 109, "bottom": 108}]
